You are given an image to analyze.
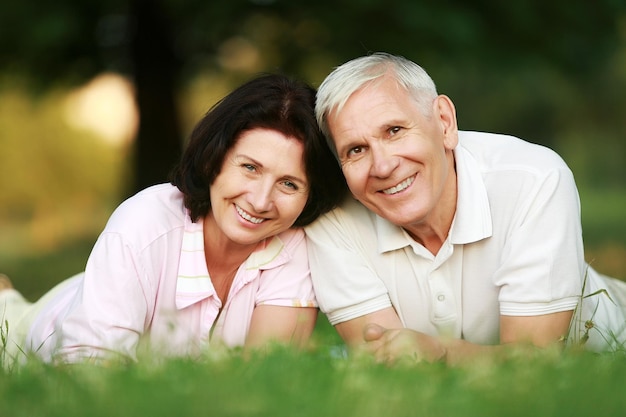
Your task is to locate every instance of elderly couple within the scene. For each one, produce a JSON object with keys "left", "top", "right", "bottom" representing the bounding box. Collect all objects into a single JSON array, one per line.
[{"left": 2, "top": 52, "right": 625, "bottom": 366}]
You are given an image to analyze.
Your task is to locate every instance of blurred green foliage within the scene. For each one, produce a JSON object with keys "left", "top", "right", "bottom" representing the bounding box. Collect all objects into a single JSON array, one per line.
[
  {"left": 1, "top": 1, "right": 625, "bottom": 188},
  {"left": 0, "top": 85, "right": 126, "bottom": 254},
  {"left": 0, "top": 0, "right": 625, "bottom": 295}
]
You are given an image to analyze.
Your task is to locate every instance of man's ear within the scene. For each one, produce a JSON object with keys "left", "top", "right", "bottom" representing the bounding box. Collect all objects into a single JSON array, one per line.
[{"left": 434, "top": 95, "right": 458, "bottom": 150}]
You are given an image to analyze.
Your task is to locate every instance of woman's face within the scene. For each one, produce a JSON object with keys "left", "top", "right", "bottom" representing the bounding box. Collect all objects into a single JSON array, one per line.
[{"left": 206, "top": 128, "right": 309, "bottom": 248}]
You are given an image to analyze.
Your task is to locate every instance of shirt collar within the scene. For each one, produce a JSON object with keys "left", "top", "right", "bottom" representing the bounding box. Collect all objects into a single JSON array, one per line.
[
  {"left": 244, "top": 235, "right": 287, "bottom": 270},
  {"left": 175, "top": 213, "right": 289, "bottom": 309},
  {"left": 376, "top": 138, "right": 492, "bottom": 253},
  {"left": 450, "top": 139, "right": 492, "bottom": 244}
]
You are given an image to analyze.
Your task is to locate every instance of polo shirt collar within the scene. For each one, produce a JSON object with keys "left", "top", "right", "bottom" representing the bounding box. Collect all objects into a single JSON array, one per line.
[
  {"left": 175, "top": 214, "right": 288, "bottom": 309},
  {"left": 450, "top": 140, "right": 492, "bottom": 244},
  {"left": 244, "top": 235, "right": 287, "bottom": 270},
  {"left": 376, "top": 140, "right": 492, "bottom": 253}
]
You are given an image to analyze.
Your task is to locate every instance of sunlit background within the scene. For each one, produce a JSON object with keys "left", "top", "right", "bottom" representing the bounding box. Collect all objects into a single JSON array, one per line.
[{"left": 1, "top": 0, "right": 625, "bottom": 298}]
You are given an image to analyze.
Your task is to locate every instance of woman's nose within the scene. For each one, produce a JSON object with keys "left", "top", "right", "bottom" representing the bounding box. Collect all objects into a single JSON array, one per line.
[{"left": 248, "top": 180, "right": 274, "bottom": 212}]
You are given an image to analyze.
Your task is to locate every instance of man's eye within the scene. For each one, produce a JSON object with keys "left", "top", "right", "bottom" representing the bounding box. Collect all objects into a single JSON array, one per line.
[
  {"left": 389, "top": 126, "right": 402, "bottom": 135},
  {"left": 347, "top": 146, "right": 364, "bottom": 157}
]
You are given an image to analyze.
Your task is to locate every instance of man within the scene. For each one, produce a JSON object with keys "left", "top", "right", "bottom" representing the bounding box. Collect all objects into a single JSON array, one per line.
[{"left": 305, "top": 52, "right": 626, "bottom": 364}]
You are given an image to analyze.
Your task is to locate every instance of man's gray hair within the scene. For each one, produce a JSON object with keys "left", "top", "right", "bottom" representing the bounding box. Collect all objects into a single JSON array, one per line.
[{"left": 316, "top": 52, "right": 438, "bottom": 155}]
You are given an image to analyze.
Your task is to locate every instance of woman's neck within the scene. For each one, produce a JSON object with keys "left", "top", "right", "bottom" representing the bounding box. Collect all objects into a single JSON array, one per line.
[{"left": 202, "top": 214, "right": 260, "bottom": 302}]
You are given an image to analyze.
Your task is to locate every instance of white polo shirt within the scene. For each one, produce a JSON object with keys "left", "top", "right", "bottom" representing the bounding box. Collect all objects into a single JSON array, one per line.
[{"left": 306, "top": 131, "right": 626, "bottom": 350}]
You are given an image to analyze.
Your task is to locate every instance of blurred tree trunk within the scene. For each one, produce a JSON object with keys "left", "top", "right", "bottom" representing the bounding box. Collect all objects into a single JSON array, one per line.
[{"left": 129, "top": 0, "right": 182, "bottom": 195}]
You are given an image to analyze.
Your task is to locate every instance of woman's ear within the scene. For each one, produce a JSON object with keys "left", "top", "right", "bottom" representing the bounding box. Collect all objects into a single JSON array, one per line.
[{"left": 434, "top": 95, "right": 458, "bottom": 150}]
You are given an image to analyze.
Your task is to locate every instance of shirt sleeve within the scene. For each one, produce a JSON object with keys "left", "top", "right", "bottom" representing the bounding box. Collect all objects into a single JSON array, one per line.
[
  {"left": 255, "top": 229, "right": 317, "bottom": 308},
  {"left": 304, "top": 202, "right": 392, "bottom": 326},
  {"left": 495, "top": 166, "right": 583, "bottom": 316},
  {"left": 54, "top": 231, "right": 153, "bottom": 363}
]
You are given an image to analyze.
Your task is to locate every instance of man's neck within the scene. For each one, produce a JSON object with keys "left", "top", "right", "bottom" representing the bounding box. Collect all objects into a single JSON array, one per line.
[{"left": 404, "top": 154, "right": 458, "bottom": 255}]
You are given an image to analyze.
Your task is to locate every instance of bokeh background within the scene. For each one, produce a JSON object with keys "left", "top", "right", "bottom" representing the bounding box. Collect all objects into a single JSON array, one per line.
[{"left": 1, "top": 0, "right": 625, "bottom": 300}]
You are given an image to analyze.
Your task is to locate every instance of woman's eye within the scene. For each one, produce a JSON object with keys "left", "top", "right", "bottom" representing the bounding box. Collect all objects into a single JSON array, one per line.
[
  {"left": 389, "top": 126, "right": 402, "bottom": 135},
  {"left": 282, "top": 180, "right": 298, "bottom": 190},
  {"left": 242, "top": 163, "right": 256, "bottom": 172}
]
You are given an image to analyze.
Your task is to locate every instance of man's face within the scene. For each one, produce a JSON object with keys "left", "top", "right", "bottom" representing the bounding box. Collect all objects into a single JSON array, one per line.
[{"left": 327, "top": 75, "right": 458, "bottom": 233}]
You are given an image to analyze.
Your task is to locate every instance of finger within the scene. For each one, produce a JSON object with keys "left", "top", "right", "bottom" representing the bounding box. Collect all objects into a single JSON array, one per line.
[{"left": 363, "top": 323, "right": 387, "bottom": 342}]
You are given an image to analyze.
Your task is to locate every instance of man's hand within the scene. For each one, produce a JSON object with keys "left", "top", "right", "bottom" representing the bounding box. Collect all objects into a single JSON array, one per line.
[
  {"left": 334, "top": 308, "right": 571, "bottom": 366},
  {"left": 361, "top": 323, "right": 447, "bottom": 364}
]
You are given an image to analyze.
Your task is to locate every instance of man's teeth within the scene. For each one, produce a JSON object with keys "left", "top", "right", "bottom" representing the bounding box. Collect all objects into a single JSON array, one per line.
[
  {"left": 236, "top": 205, "right": 264, "bottom": 224},
  {"left": 383, "top": 176, "right": 415, "bottom": 195}
]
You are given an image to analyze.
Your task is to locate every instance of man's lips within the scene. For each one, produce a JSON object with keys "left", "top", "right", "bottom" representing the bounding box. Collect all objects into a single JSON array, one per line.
[{"left": 382, "top": 175, "right": 415, "bottom": 195}]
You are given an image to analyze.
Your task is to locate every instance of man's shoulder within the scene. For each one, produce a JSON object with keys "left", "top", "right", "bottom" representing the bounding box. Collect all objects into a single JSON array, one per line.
[
  {"left": 305, "top": 195, "right": 376, "bottom": 236},
  {"left": 458, "top": 130, "right": 569, "bottom": 173},
  {"left": 314, "top": 195, "right": 374, "bottom": 222}
]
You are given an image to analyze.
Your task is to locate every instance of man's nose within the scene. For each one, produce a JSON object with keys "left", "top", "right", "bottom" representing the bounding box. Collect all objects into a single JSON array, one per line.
[{"left": 369, "top": 142, "right": 399, "bottom": 178}]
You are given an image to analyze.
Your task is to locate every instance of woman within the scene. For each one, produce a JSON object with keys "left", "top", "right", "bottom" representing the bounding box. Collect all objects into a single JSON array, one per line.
[{"left": 0, "top": 74, "right": 347, "bottom": 365}]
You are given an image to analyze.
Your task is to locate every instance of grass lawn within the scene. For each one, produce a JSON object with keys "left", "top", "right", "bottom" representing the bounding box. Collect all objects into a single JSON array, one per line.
[{"left": 1, "top": 345, "right": 626, "bottom": 417}]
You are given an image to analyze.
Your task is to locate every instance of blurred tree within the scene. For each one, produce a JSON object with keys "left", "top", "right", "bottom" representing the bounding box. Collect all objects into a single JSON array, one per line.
[
  {"left": 1, "top": 0, "right": 624, "bottom": 194},
  {"left": 129, "top": 0, "right": 182, "bottom": 193}
]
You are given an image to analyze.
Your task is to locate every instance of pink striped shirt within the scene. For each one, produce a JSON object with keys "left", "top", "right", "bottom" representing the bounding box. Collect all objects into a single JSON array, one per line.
[{"left": 25, "top": 184, "right": 316, "bottom": 362}]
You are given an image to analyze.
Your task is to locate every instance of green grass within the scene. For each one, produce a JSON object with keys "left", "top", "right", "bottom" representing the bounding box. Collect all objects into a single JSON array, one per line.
[{"left": 1, "top": 347, "right": 625, "bottom": 417}]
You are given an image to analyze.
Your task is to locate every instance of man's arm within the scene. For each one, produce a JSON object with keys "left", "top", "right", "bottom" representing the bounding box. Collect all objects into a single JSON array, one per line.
[
  {"left": 335, "top": 308, "right": 573, "bottom": 364},
  {"left": 334, "top": 306, "right": 403, "bottom": 346},
  {"left": 443, "top": 311, "right": 573, "bottom": 363},
  {"left": 335, "top": 307, "right": 447, "bottom": 363},
  {"left": 500, "top": 311, "right": 573, "bottom": 346}
]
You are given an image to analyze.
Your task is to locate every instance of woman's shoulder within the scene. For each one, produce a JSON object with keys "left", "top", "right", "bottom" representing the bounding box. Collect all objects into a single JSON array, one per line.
[{"left": 101, "top": 183, "right": 187, "bottom": 238}]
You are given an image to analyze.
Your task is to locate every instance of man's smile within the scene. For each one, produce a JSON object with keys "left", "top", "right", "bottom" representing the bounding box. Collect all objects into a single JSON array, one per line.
[{"left": 382, "top": 175, "right": 415, "bottom": 195}]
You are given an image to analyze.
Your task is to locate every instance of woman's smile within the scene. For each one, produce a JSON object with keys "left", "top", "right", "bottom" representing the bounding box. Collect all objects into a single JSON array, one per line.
[{"left": 235, "top": 204, "right": 265, "bottom": 224}]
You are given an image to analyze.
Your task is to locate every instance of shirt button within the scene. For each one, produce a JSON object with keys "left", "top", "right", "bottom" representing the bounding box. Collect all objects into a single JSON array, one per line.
[{"left": 437, "top": 294, "right": 445, "bottom": 302}]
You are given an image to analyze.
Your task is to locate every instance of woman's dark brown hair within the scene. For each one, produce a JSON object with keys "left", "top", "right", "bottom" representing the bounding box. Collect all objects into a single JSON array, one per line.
[{"left": 170, "top": 73, "right": 347, "bottom": 227}]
